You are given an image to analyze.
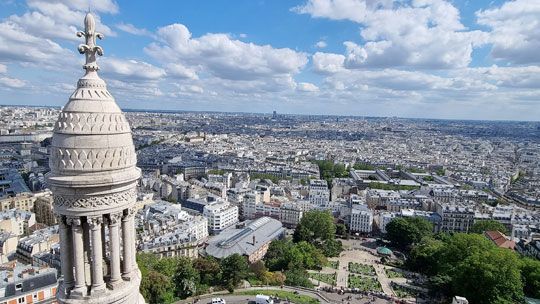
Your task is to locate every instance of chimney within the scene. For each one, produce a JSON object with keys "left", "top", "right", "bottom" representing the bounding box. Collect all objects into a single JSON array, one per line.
[{"left": 252, "top": 235, "right": 256, "bottom": 245}]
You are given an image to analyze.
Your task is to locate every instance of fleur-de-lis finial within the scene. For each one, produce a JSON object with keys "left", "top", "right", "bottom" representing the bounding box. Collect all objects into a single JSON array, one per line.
[{"left": 77, "top": 13, "right": 104, "bottom": 73}]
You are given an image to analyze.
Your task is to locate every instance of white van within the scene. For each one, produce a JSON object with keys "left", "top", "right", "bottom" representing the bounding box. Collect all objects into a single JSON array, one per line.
[
  {"left": 255, "top": 294, "right": 273, "bottom": 304},
  {"left": 211, "top": 298, "right": 226, "bottom": 304}
]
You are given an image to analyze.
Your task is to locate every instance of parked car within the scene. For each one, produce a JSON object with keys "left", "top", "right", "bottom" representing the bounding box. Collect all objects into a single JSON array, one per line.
[{"left": 211, "top": 298, "right": 226, "bottom": 304}]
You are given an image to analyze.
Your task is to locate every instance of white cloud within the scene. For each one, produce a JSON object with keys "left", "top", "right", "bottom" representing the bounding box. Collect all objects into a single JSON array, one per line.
[
  {"left": 165, "top": 63, "right": 198, "bottom": 80},
  {"left": 116, "top": 22, "right": 154, "bottom": 38},
  {"left": 315, "top": 40, "right": 327, "bottom": 48},
  {"left": 312, "top": 52, "right": 345, "bottom": 74},
  {"left": 297, "top": 82, "right": 320, "bottom": 92},
  {"left": 295, "top": 0, "right": 488, "bottom": 69},
  {"left": 0, "top": 77, "right": 26, "bottom": 88},
  {"left": 0, "top": 20, "right": 73, "bottom": 65},
  {"left": 451, "top": 65, "right": 540, "bottom": 89},
  {"left": 102, "top": 58, "right": 166, "bottom": 81},
  {"left": 0, "top": 0, "right": 116, "bottom": 69},
  {"left": 324, "top": 68, "right": 454, "bottom": 92},
  {"left": 107, "top": 79, "right": 164, "bottom": 100},
  {"left": 145, "top": 23, "right": 308, "bottom": 82},
  {"left": 178, "top": 84, "right": 204, "bottom": 94},
  {"left": 26, "top": 0, "right": 119, "bottom": 14},
  {"left": 16, "top": 0, "right": 115, "bottom": 39},
  {"left": 476, "top": 0, "right": 540, "bottom": 64},
  {"left": 0, "top": 64, "right": 7, "bottom": 74}
]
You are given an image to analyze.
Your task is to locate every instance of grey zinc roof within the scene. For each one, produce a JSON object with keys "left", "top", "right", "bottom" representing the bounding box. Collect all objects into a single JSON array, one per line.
[{"left": 206, "top": 217, "right": 284, "bottom": 259}]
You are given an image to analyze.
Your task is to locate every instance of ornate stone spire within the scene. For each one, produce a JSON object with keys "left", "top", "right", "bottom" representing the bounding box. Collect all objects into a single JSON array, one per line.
[
  {"left": 77, "top": 13, "right": 104, "bottom": 73},
  {"left": 46, "top": 13, "right": 145, "bottom": 304}
]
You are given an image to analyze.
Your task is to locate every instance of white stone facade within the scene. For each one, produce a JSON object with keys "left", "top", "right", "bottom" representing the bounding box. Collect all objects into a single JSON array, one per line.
[
  {"left": 203, "top": 201, "right": 239, "bottom": 234},
  {"left": 45, "top": 13, "right": 145, "bottom": 304},
  {"left": 309, "top": 179, "right": 330, "bottom": 206},
  {"left": 349, "top": 204, "right": 373, "bottom": 233}
]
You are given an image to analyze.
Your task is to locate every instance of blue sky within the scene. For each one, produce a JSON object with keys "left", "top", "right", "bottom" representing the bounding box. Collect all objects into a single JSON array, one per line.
[{"left": 0, "top": 0, "right": 539, "bottom": 120}]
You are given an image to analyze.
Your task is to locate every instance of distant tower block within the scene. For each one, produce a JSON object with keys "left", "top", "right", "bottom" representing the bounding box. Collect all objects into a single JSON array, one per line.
[
  {"left": 46, "top": 13, "right": 145, "bottom": 304},
  {"left": 272, "top": 110, "right": 277, "bottom": 119}
]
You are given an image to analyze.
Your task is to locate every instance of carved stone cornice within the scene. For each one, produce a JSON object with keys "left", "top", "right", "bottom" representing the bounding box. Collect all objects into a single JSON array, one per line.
[
  {"left": 54, "top": 112, "right": 131, "bottom": 135},
  {"left": 50, "top": 145, "right": 136, "bottom": 172},
  {"left": 53, "top": 188, "right": 136, "bottom": 209}
]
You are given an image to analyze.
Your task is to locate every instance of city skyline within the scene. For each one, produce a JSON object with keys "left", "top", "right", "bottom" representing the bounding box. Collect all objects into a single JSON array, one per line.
[{"left": 1, "top": 0, "right": 540, "bottom": 121}]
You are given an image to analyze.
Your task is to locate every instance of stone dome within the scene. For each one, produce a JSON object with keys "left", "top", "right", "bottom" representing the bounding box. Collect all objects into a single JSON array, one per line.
[
  {"left": 46, "top": 13, "right": 140, "bottom": 218},
  {"left": 46, "top": 13, "right": 145, "bottom": 304}
]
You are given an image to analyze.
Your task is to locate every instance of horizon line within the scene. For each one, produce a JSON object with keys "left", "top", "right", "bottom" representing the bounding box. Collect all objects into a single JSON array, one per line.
[{"left": 0, "top": 103, "right": 539, "bottom": 124}]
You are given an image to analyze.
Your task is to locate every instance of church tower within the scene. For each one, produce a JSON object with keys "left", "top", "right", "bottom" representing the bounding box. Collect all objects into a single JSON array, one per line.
[{"left": 46, "top": 13, "right": 145, "bottom": 304}]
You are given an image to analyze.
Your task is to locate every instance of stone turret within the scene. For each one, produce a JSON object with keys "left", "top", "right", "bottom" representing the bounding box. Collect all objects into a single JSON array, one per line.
[{"left": 46, "top": 13, "right": 145, "bottom": 304}]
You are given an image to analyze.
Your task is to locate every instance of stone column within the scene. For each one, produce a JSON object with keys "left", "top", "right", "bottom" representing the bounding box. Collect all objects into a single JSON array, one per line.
[
  {"left": 82, "top": 222, "right": 92, "bottom": 286},
  {"left": 101, "top": 220, "right": 108, "bottom": 276},
  {"left": 68, "top": 216, "right": 86, "bottom": 296},
  {"left": 121, "top": 209, "right": 133, "bottom": 279},
  {"left": 108, "top": 212, "right": 122, "bottom": 286},
  {"left": 129, "top": 208, "right": 138, "bottom": 271},
  {"left": 57, "top": 215, "right": 74, "bottom": 291},
  {"left": 101, "top": 222, "right": 107, "bottom": 259},
  {"left": 88, "top": 216, "right": 106, "bottom": 293}
]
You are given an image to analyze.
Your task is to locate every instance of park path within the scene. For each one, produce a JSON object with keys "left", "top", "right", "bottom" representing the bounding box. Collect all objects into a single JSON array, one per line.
[
  {"left": 175, "top": 286, "right": 333, "bottom": 304},
  {"left": 373, "top": 264, "right": 394, "bottom": 296}
]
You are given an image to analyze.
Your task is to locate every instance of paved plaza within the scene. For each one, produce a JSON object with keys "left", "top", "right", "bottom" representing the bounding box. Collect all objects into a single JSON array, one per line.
[{"left": 308, "top": 238, "right": 421, "bottom": 303}]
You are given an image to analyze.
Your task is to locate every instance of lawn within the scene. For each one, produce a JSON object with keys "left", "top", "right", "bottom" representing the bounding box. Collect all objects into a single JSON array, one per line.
[
  {"left": 392, "top": 284, "right": 420, "bottom": 298},
  {"left": 309, "top": 272, "right": 336, "bottom": 285},
  {"left": 385, "top": 268, "right": 404, "bottom": 278},
  {"left": 348, "top": 262, "right": 376, "bottom": 276},
  {"left": 348, "top": 274, "right": 382, "bottom": 292},
  {"left": 327, "top": 260, "right": 339, "bottom": 269},
  {"left": 237, "top": 290, "right": 319, "bottom": 304}
]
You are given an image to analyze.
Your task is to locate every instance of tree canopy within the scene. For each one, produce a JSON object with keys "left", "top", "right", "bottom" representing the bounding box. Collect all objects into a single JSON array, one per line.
[
  {"left": 293, "top": 210, "right": 342, "bottom": 257},
  {"left": 470, "top": 219, "right": 509, "bottom": 234},
  {"left": 220, "top": 254, "right": 249, "bottom": 291},
  {"left": 406, "top": 233, "right": 538, "bottom": 304},
  {"left": 265, "top": 239, "right": 326, "bottom": 272},
  {"left": 520, "top": 257, "right": 540, "bottom": 299},
  {"left": 385, "top": 217, "right": 433, "bottom": 250},
  {"left": 138, "top": 253, "right": 251, "bottom": 303}
]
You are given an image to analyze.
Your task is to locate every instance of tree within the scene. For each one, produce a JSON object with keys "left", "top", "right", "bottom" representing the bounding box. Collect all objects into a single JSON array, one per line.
[
  {"left": 220, "top": 254, "right": 249, "bottom": 291},
  {"left": 321, "top": 239, "right": 343, "bottom": 257},
  {"left": 264, "top": 239, "right": 327, "bottom": 271},
  {"left": 294, "top": 210, "right": 336, "bottom": 243},
  {"left": 520, "top": 257, "right": 540, "bottom": 298},
  {"left": 408, "top": 236, "right": 445, "bottom": 275},
  {"left": 265, "top": 239, "right": 294, "bottom": 271},
  {"left": 295, "top": 241, "right": 327, "bottom": 269},
  {"left": 284, "top": 269, "right": 313, "bottom": 288},
  {"left": 408, "top": 233, "right": 527, "bottom": 304},
  {"left": 435, "top": 233, "right": 494, "bottom": 275},
  {"left": 249, "top": 260, "right": 268, "bottom": 279},
  {"left": 471, "top": 220, "right": 508, "bottom": 234},
  {"left": 385, "top": 217, "right": 433, "bottom": 250},
  {"left": 137, "top": 253, "right": 176, "bottom": 303},
  {"left": 140, "top": 270, "right": 175, "bottom": 304},
  {"left": 172, "top": 257, "right": 200, "bottom": 299},
  {"left": 335, "top": 223, "right": 348, "bottom": 237},
  {"left": 193, "top": 257, "right": 222, "bottom": 289},
  {"left": 452, "top": 248, "right": 524, "bottom": 304}
]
